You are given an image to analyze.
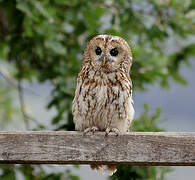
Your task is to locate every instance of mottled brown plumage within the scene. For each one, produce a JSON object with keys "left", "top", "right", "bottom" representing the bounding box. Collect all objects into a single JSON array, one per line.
[{"left": 72, "top": 35, "right": 134, "bottom": 175}]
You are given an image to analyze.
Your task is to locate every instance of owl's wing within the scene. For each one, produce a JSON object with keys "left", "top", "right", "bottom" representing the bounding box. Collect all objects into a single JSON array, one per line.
[
  {"left": 128, "top": 76, "right": 134, "bottom": 104},
  {"left": 72, "top": 75, "right": 82, "bottom": 113},
  {"left": 72, "top": 75, "right": 84, "bottom": 130}
]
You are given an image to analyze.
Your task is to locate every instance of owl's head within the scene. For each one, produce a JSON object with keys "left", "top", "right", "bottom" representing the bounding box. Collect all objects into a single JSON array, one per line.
[{"left": 83, "top": 35, "right": 133, "bottom": 74}]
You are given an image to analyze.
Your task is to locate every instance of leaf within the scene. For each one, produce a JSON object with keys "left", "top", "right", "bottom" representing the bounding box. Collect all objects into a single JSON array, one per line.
[
  {"left": 45, "top": 41, "right": 67, "bottom": 55},
  {"left": 16, "top": 1, "right": 33, "bottom": 18},
  {"left": 33, "top": 1, "right": 53, "bottom": 21},
  {"left": 186, "top": 10, "right": 195, "bottom": 24},
  {"left": 172, "top": 72, "right": 188, "bottom": 85},
  {"left": 83, "top": 7, "right": 105, "bottom": 32}
]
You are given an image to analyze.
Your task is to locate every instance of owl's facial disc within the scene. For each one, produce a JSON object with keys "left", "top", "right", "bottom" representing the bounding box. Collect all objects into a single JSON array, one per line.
[
  {"left": 85, "top": 35, "right": 132, "bottom": 73},
  {"left": 92, "top": 45, "right": 122, "bottom": 71}
]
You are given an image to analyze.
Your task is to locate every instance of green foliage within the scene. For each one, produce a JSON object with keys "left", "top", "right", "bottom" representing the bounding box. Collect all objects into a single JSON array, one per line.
[
  {"left": 111, "top": 165, "right": 171, "bottom": 180},
  {"left": 0, "top": 164, "right": 68, "bottom": 180},
  {"left": 0, "top": 164, "right": 80, "bottom": 180},
  {"left": 0, "top": 165, "right": 16, "bottom": 180},
  {"left": 0, "top": 0, "right": 195, "bottom": 179},
  {"left": 132, "top": 104, "right": 164, "bottom": 132}
]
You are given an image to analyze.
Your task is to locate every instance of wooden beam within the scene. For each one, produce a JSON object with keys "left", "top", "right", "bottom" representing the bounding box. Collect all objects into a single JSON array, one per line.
[{"left": 0, "top": 131, "right": 195, "bottom": 166}]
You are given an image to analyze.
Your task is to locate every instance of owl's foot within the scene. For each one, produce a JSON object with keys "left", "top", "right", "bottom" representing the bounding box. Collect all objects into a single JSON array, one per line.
[
  {"left": 105, "top": 128, "right": 120, "bottom": 137},
  {"left": 83, "top": 126, "right": 99, "bottom": 135}
]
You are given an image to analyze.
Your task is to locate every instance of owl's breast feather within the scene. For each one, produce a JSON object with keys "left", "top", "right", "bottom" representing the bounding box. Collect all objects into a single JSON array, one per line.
[{"left": 73, "top": 70, "right": 133, "bottom": 131}]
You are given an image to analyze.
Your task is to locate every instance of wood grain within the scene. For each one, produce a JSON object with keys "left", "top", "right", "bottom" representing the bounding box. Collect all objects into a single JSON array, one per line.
[{"left": 0, "top": 131, "right": 195, "bottom": 166}]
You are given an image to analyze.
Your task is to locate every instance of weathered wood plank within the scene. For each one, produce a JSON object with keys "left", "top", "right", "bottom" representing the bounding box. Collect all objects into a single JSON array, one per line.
[{"left": 0, "top": 131, "right": 195, "bottom": 166}]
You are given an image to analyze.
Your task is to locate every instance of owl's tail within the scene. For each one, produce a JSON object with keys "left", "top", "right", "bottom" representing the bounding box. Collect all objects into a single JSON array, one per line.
[{"left": 90, "top": 164, "right": 117, "bottom": 176}]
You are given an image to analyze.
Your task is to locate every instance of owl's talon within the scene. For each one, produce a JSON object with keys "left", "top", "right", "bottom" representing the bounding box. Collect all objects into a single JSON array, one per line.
[
  {"left": 105, "top": 128, "right": 120, "bottom": 137},
  {"left": 91, "top": 126, "right": 99, "bottom": 133},
  {"left": 83, "top": 126, "right": 99, "bottom": 135}
]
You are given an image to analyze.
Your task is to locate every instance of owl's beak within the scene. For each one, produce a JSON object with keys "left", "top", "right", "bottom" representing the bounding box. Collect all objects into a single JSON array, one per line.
[{"left": 102, "top": 57, "right": 106, "bottom": 66}]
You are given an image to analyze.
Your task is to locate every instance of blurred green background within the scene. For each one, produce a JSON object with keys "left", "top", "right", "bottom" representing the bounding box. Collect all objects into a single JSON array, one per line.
[{"left": 0, "top": 0, "right": 195, "bottom": 179}]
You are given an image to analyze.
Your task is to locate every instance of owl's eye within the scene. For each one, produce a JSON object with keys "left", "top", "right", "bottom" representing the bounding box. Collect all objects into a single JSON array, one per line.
[
  {"left": 110, "top": 48, "right": 119, "bottom": 56},
  {"left": 95, "top": 47, "right": 102, "bottom": 55}
]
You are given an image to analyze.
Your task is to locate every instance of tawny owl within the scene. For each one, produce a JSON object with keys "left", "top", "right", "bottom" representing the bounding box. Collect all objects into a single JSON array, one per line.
[{"left": 72, "top": 34, "right": 134, "bottom": 175}]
